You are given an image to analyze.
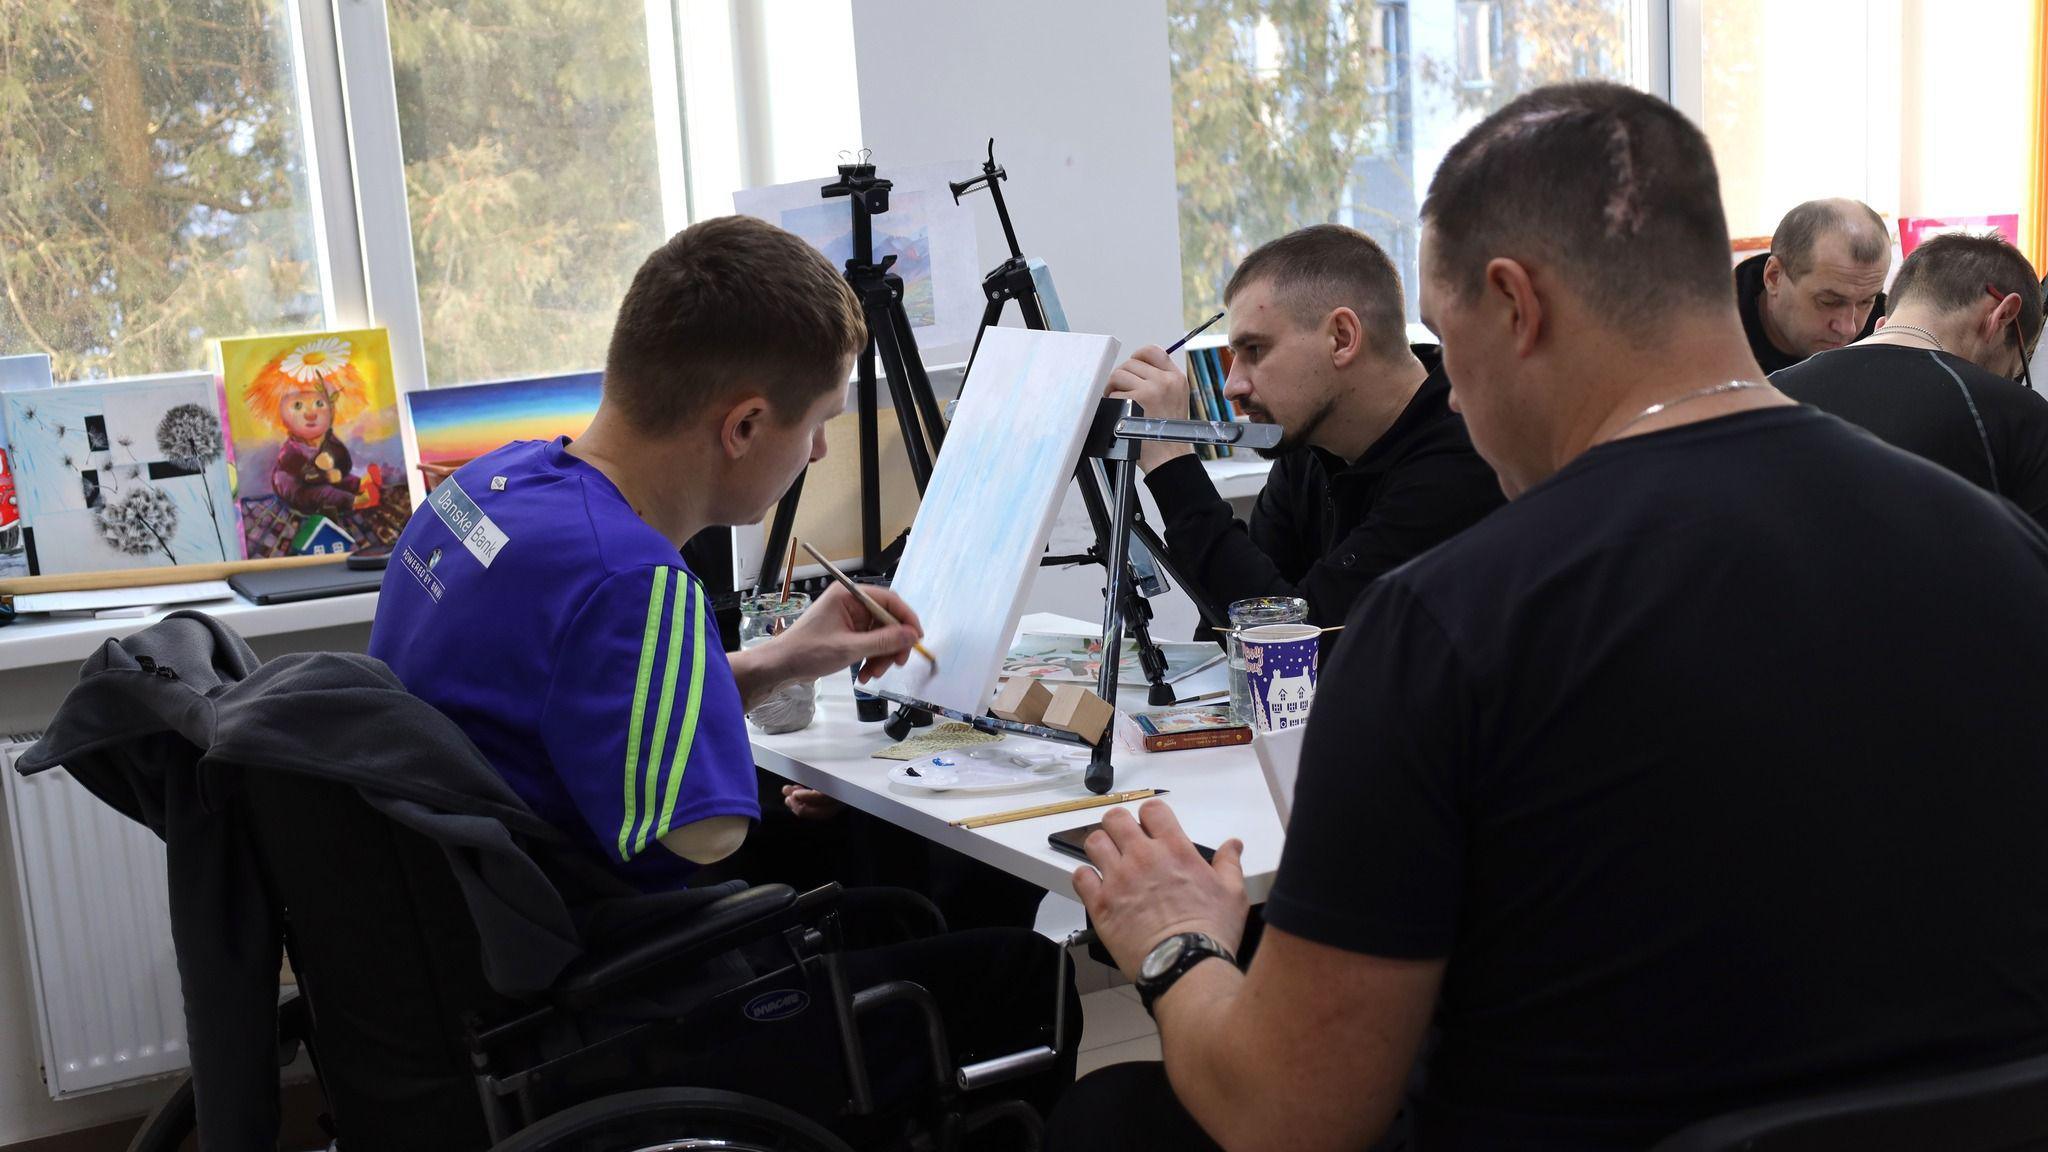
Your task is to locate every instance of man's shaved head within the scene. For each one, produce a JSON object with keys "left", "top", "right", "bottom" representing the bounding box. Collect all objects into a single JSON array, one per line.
[
  {"left": 1772, "top": 199, "right": 1889, "bottom": 279},
  {"left": 1761, "top": 198, "right": 1892, "bottom": 358}
]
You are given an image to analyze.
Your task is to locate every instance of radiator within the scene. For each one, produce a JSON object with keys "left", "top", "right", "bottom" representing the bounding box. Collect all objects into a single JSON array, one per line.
[{"left": 2, "top": 736, "right": 187, "bottom": 1097}]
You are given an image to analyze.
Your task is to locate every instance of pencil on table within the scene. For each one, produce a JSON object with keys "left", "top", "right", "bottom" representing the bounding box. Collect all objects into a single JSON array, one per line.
[
  {"left": 951, "top": 788, "right": 1171, "bottom": 829},
  {"left": 798, "top": 540, "right": 939, "bottom": 671}
]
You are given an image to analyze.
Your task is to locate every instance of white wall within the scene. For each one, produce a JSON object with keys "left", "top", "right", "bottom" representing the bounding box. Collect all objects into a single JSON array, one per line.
[
  {"left": 849, "top": 0, "right": 1183, "bottom": 361},
  {"left": 850, "top": 0, "right": 1199, "bottom": 635}
]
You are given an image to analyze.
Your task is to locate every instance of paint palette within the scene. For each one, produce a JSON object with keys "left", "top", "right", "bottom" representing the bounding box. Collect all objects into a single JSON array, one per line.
[{"left": 886, "top": 743, "right": 1091, "bottom": 793}]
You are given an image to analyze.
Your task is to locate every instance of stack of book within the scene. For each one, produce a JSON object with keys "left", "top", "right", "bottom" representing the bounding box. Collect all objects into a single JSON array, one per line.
[{"left": 1183, "top": 344, "right": 1239, "bottom": 459}]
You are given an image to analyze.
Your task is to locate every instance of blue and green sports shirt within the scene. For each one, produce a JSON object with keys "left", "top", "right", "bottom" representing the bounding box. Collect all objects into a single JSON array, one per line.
[{"left": 370, "top": 437, "right": 758, "bottom": 892}]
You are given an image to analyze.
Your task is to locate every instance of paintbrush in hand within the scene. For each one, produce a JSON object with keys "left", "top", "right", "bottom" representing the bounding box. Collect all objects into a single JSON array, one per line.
[{"left": 798, "top": 540, "right": 938, "bottom": 671}]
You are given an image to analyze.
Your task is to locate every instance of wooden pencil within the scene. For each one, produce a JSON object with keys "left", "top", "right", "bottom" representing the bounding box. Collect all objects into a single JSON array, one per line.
[
  {"left": 950, "top": 788, "right": 1171, "bottom": 830},
  {"left": 798, "top": 540, "right": 938, "bottom": 670}
]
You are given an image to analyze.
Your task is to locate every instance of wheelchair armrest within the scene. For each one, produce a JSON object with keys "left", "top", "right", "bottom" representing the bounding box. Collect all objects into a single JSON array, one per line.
[{"left": 554, "top": 882, "right": 840, "bottom": 1009}]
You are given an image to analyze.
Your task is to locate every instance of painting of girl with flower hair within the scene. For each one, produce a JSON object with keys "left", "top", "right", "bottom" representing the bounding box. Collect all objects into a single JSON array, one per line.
[{"left": 219, "top": 328, "right": 412, "bottom": 559}]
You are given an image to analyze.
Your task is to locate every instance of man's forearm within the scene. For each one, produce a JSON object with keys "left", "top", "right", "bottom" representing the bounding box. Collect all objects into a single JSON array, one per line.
[
  {"left": 726, "top": 646, "right": 790, "bottom": 712},
  {"left": 1154, "top": 959, "right": 1267, "bottom": 1149}
]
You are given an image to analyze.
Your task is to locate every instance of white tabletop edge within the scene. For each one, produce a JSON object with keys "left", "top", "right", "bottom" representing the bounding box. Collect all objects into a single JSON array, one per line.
[{"left": 749, "top": 613, "right": 1283, "bottom": 904}]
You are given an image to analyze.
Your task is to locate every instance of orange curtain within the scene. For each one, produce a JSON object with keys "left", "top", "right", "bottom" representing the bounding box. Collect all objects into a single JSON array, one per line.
[{"left": 2027, "top": 0, "right": 2048, "bottom": 270}]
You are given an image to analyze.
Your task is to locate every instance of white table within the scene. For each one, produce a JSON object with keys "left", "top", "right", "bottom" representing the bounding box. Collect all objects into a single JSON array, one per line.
[{"left": 749, "top": 613, "right": 1286, "bottom": 902}]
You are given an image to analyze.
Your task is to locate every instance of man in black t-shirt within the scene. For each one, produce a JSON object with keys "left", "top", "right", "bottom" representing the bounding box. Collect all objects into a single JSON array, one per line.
[
  {"left": 1774, "top": 231, "right": 2048, "bottom": 527},
  {"left": 1105, "top": 225, "right": 1502, "bottom": 629},
  {"left": 1048, "top": 84, "right": 2048, "bottom": 1152},
  {"left": 1735, "top": 198, "right": 1891, "bottom": 373}
]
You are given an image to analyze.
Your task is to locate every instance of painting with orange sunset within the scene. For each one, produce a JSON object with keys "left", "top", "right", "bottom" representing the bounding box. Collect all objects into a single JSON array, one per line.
[{"left": 405, "top": 370, "right": 604, "bottom": 471}]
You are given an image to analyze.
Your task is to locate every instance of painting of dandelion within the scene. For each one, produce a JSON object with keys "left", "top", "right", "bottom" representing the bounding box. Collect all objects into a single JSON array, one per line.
[
  {"left": 218, "top": 328, "right": 411, "bottom": 558},
  {"left": 1, "top": 372, "right": 238, "bottom": 575}
]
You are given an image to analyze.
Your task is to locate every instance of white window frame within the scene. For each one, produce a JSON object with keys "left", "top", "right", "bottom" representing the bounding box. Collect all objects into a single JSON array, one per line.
[{"left": 288, "top": 0, "right": 770, "bottom": 395}]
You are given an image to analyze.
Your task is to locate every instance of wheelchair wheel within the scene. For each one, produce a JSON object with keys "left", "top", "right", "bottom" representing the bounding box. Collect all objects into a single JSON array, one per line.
[
  {"left": 123, "top": 1074, "right": 195, "bottom": 1152},
  {"left": 489, "top": 1087, "right": 857, "bottom": 1152}
]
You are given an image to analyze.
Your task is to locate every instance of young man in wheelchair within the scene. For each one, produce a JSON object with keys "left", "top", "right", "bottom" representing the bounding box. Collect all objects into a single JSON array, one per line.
[{"left": 369, "top": 214, "right": 1078, "bottom": 1141}]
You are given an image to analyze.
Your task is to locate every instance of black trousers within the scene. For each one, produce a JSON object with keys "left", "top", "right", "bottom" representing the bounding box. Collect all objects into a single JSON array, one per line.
[
  {"left": 1045, "top": 1061, "right": 1416, "bottom": 1152},
  {"left": 1045, "top": 1062, "right": 1221, "bottom": 1151},
  {"left": 836, "top": 914, "right": 1083, "bottom": 1139}
]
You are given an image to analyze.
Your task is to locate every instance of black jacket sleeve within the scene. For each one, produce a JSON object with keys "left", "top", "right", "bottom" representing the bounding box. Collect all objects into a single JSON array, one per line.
[{"left": 1144, "top": 446, "right": 1503, "bottom": 630}]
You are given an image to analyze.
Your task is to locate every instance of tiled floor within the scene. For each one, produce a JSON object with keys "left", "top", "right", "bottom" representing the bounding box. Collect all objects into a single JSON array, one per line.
[{"left": 1076, "top": 984, "right": 1161, "bottom": 1075}]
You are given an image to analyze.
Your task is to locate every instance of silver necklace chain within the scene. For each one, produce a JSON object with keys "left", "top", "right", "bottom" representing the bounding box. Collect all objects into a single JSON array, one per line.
[
  {"left": 1877, "top": 324, "right": 1946, "bottom": 352},
  {"left": 1606, "top": 380, "right": 1763, "bottom": 442}
]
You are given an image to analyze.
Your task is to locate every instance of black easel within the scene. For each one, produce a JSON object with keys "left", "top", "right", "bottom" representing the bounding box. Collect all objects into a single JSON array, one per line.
[{"left": 759, "top": 154, "right": 948, "bottom": 584}]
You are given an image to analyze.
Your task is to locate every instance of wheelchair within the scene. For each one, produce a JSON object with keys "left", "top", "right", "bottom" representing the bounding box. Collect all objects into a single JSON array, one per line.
[{"left": 125, "top": 766, "right": 1074, "bottom": 1152}]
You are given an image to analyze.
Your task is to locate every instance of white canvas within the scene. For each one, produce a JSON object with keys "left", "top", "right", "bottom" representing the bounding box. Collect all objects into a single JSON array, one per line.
[
  {"left": 3, "top": 372, "right": 237, "bottom": 575},
  {"left": 875, "top": 327, "right": 1120, "bottom": 715}
]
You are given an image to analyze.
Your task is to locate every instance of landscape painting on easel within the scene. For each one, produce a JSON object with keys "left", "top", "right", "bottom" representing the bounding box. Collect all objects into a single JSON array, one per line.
[
  {"left": 404, "top": 370, "right": 603, "bottom": 493},
  {"left": 2, "top": 374, "right": 237, "bottom": 575},
  {"left": 0, "top": 352, "right": 55, "bottom": 579},
  {"left": 219, "top": 328, "right": 412, "bottom": 558},
  {"left": 733, "top": 163, "right": 982, "bottom": 350}
]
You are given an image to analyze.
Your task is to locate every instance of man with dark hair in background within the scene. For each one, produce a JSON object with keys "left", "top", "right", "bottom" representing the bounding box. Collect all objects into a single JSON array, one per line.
[
  {"left": 1736, "top": 197, "right": 1893, "bottom": 372},
  {"left": 1047, "top": 82, "right": 2048, "bottom": 1152},
  {"left": 1775, "top": 232, "right": 2048, "bottom": 527},
  {"left": 1103, "top": 224, "right": 1501, "bottom": 629}
]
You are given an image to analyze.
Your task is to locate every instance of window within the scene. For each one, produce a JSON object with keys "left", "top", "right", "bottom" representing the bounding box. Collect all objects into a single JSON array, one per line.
[
  {"left": 1456, "top": 1, "right": 1500, "bottom": 90},
  {"left": 1168, "top": 0, "right": 1640, "bottom": 326},
  {"left": 0, "top": 0, "right": 327, "bottom": 381},
  {"left": 1692, "top": 0, "right": 2034, "bottom": 245},
  {"left": 0, "top": 0, "right": 855, "bottom": 392},
  {"left": 388, "top": 1, "right": 673, "bottom": 385}
]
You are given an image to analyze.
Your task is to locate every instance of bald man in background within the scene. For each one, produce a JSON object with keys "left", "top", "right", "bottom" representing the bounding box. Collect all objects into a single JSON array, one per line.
[{"left": 1735, "top": 198, "right": 1893, "bottom": 373}]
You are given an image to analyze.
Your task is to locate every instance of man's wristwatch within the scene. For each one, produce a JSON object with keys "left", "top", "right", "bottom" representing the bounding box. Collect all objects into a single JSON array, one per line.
[{"left": 1135, "top": 931, "right": 1237, "bottom": 1015}]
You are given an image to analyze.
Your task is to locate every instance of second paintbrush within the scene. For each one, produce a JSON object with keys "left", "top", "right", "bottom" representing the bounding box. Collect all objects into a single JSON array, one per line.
[{"left": 798, "top": 540, "right": 939, "bottom": 672}]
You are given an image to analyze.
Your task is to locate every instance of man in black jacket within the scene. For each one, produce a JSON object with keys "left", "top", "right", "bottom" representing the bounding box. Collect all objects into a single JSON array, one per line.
[
  {"left": 1106, "top": 224, "right": 1502, "bottom": 629},
  {"left": 1735, "top": 198, "right": 1891, "bottom": 373}
]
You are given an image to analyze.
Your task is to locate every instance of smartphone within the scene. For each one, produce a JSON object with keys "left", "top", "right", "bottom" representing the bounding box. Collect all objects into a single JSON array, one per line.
[{"left": 1048, "top": 822, "right": 1217, "bottom": 864}]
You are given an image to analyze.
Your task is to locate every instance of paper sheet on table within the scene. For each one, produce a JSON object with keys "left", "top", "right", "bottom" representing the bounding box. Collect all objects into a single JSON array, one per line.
[{"left": 733, "top": 162, "right": 982, "bottom": 352}]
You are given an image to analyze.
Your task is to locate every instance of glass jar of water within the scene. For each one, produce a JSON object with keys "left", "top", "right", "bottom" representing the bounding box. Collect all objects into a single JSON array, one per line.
[
  {"left": 741, "top": 592, "right": 815, "bottom": 733},
  {"left": 1228, "top": 596, "right": 1309, "bottom": 724}
]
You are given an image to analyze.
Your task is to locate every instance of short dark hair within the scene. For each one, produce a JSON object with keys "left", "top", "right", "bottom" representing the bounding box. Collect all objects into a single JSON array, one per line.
[
  {"left": 1889, "top": 232, "right": 2044, "bottom": 350},
  {"left": 1771, "top": 199, "right": 1890, "bottom": 279},
  {"left": 1420, "top": 82, "right": 1732, "bottom": 332},
  {"left": 603, "top": 215, "right": 865, "bottom": 432},
  {"left": 1223, "top": 224, "right": 1410, "bottom": 358}
]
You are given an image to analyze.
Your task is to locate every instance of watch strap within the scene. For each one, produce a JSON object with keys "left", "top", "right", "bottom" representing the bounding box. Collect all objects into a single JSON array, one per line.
[{"left": 1136, "top": 932, "right": 1236, "bottom": 1015}]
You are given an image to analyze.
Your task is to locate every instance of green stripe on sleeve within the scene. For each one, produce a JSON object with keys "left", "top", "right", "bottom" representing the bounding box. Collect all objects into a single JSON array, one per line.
[
  {"left": 654, "top": 580, "right": 710, "bottom": 840},
  {"left": 616, "top": 567, "right": 670, "bottom": 859},
  {"left": 633, "top": 571, "right": 692, "bottom": 854}
]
